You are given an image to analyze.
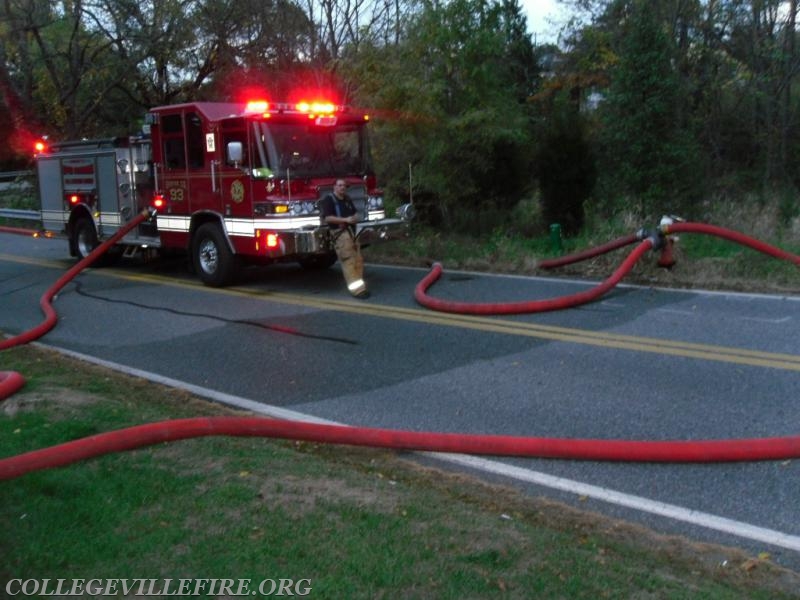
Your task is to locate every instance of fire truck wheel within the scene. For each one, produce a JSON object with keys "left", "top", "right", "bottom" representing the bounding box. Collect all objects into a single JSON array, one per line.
[
  {"left": 73, "top": 218, "right": 98, "bottom": 259},
  {"left": 297, "top": 252, "right": 337, "bottom": 270},
  {"left": 192, "top": 223, "right": 236, "bottom": 286},
  {"left": 72, "top": 218, "right": 121, "bottom": 266}
]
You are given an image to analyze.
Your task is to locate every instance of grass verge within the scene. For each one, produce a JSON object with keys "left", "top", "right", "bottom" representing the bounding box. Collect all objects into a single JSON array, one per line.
[{"left": 2, "top": 345, "right": 799, "bottom": 599}]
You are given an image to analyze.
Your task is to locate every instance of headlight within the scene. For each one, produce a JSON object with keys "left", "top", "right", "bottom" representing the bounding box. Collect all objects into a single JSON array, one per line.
[
  {"left": 288, "top": 202, "right": 317, "bottom": 216},
  {"left": 367, "top": 195, "right": 384, "bottom": 210}
]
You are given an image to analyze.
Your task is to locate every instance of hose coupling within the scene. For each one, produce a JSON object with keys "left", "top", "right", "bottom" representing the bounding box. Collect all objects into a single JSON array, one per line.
[
  {"left": 635, "top": 227, "right": 665, "bottom": 249},
  {"left": 658, "top": 214, "right": 685, "bottom": 234}
]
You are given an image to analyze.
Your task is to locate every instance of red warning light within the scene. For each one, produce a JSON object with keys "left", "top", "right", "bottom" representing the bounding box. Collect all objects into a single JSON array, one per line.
[
  {"left": 266, "top": 233, "right": 280, "bottom": 248},
  {"left": 152, "top": 193, "right": 166, "bottom": 209},
  {"left": 296, "top": 101, "right": 336, "bottom": 115},
  {"left": 245, "top": 100, "right": 270, "bottom": 114},
  {"left": 69, "top": 194, "right": 80, "bottom": 205}
]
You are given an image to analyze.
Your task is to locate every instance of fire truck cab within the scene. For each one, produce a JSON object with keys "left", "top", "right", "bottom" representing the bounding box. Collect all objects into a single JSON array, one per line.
[{"left": 35, "top": 99, "right": 412, "bottom": 286}]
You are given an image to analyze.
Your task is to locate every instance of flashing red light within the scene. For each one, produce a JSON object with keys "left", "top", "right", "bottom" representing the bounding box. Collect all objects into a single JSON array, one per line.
[
  {"left": 69, "top": 194, "right": 80, "bottom": 205},
  {"left": 34, "top": 140, "right": 47, "bottom": 154},
  {"left": 245, "top": 100, "right": 270, "bottom": 114},
  {"left": 152, "top": 193, "right": 166, "bottom": 209},
  {"left": 266, "top": 233, "right": 280, "bottom": 249},
  {"left": 296, "top": 101, "right": 335, "bottom": 115}
]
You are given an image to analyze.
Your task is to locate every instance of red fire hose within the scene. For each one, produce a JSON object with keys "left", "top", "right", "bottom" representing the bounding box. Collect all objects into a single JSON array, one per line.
[
  {"left": 1, "top": 218, "right": 800, "bottom": 478},
  {"left": 0, "top": 209, "right": 153, "bottom": 398},
  {"left": 416, "top": 239, "right": 654, "bottom": 315},
  {"left": 416, "top": 222, "right": 799, "bottom": 315},
  {"left": 665, "top": 222, "right": 800, "bottom": 266},
  {"left": 537, "top": 233, "right": 641, "bottom": 270},
  {"left": 3, "top": 416, "right": 800, "bottom": 480},
  {"left": 0, "top": 209, "right": 152, "bottom": 352}
]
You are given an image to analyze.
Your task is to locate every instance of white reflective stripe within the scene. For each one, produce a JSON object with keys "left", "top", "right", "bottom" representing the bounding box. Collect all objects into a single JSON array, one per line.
[
  {"left": 154, "top": 215, "right": 321, "bottom": 236},
  {"left": 41, "top": 210, "right": 68, "bottom": 223},
  {"left": 348, "top": 279, "right": 365, "bottom": 291},
  {"left": 156, "top": 215, "right": 191, "bottom": 232},
  {"left": 99, "top": 212, "right": 121, "bottom": 225},
  {"left": 234, "top": 216, "right": 320, "bottom": 232},
  {"left": 225, "top": 219, "right": 255, "bottom": 236}
]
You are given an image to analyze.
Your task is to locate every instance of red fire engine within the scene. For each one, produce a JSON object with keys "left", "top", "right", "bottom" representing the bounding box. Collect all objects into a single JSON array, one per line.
[{"left": 35, "top": 99, "right": 412, "bottom": 285}]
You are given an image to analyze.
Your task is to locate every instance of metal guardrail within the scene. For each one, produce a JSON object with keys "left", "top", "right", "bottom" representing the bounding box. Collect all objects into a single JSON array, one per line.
[
  {"left": 0, "top": 170, "right": 33, "bottom": 180},
  {"left": 0, "top": 208, "right": 40, "bottom": 221},
  {"left": 0, "top": 170, "right": 37, "bottom": 217}
]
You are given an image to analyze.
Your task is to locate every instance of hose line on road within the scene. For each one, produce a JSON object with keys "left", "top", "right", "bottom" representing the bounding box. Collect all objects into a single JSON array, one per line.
[
  {"left": 0, "top": 209, "right": 152, "bottom": 398},
  {"left": 415, "top": 238, "right": 655, "bottom": 315},
  {"left": 415, "top": 221, "right": 799, "bottom": 315},
  {"left": 1, "top": 218, "right": 800, "bottom": 478}
]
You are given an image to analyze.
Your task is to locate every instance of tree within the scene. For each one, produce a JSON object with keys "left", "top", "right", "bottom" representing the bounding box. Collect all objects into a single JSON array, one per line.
[
  {"left": 0, "top": 0, "right": 326, "bottom": 146},
  {"left": 0, "top": 0, "right": 133, "bottom": 140},
  {"left": 536, "top": 94, "right": 595, "bottom": 234},
  {"left": 596, "top": 0, "right": 702, "bottom": 217},
  {"left": 344, "top": 0, "right": 539, "bottom": 232},
  {"left": 713, "top": 0, "right": 800, "bottom": 185}
]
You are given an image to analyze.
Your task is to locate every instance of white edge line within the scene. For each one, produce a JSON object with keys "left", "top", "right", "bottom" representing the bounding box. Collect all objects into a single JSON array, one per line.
[
  {"left": 433, "top": 454, "right": 800, "bottom": 553},
  {"left": 35, "top": 342, "right": 800, "bottom": 555}
]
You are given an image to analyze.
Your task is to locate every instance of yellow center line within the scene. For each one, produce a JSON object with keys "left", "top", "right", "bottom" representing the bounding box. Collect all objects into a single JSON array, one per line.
[{"left": 3, "top": 253, "right": 799, "bottom": 371}]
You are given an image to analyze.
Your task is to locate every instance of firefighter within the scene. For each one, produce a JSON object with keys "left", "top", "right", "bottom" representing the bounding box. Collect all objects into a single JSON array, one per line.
[{"left": 319, "top": 179, "right": 370, "bottom": 299}]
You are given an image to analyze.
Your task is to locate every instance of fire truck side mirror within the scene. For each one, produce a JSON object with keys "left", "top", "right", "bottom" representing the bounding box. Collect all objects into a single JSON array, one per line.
[{"left": 226, "top": 142, "right": 243, "bottom": 165}]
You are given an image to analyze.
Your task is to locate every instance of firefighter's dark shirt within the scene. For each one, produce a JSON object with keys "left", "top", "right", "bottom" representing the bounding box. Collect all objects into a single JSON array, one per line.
[{"left": 319, "top": 193, "right": 357, "bottom": 229}]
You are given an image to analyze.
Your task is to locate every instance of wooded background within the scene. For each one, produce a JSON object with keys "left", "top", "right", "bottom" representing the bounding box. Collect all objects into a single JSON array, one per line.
[{"left": 2, "top": 0, "right": 799, "bottom": 235}]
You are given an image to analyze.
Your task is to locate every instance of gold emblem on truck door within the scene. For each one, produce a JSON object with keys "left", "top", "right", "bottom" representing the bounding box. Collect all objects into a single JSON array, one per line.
[{"left": 231, "top": 179, "right": 245, "bottom": 203}]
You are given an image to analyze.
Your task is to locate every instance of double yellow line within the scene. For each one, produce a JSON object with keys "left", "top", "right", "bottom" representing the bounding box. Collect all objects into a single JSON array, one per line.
[
  {"left": 3, "top": 252, "right": 799, "bottom": 372},
  {"left": 237, "top": 288, "right": 800, "bottom": 372}
]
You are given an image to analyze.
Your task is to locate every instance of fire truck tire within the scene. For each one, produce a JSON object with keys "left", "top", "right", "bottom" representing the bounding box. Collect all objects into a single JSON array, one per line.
[
  {"left": 297, "top": 252, "right": 337, "bottom": 270},
  {"left": 72, "top": 218, "right": 98, "bottom": 259},
  {"left": 72, "top": 218, "right": 121, "bottom": 266},
  {"left": 192, "top": 223, "right": 237, "bottom": 286}
]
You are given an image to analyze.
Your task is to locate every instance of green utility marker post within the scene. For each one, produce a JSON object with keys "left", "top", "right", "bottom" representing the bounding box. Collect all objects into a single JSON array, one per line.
[{"left": 549, "top": 223, "right": 563, "bottom": 253}]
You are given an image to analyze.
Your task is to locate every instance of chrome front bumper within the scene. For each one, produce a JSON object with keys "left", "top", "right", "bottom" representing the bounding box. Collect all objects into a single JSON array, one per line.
[
  {"left": 355, "top": 217, "right": 410, "bottom": 246},
  {"left": 271, "top": 216, "right": 410, "bottom": 257}
]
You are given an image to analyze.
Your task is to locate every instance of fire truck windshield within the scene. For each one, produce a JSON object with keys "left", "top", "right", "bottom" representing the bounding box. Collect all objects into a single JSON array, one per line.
[{"left": 251, "top": 121, "right": 370, "bottom": 179}]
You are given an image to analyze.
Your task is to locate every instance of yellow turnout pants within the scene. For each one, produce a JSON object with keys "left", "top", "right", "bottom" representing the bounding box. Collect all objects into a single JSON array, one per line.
[{"left": 334, "top": 229, "right": 366, "bottom": 296}]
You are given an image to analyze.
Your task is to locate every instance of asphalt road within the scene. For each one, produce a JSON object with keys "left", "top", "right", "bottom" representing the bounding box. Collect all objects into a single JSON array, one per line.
[{"left": 1, "top": 231, "right": 799, "bottom": 569}]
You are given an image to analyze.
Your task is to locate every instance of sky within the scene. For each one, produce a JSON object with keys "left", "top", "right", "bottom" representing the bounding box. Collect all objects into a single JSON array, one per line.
[{"left": 521, "top": 0, "right": 569, "bottom": 43}]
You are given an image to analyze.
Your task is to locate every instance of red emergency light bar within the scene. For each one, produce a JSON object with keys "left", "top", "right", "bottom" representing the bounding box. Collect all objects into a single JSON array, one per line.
[
  {"left": 242, "top": 98, "right": 369, "bottom": 124},
  {"left": 295, "top": 101, "right": 336, "bottom": 115},
  {"left": 245, "top": 98, "right": 347, "bottom": 116},
  {"left": 245, "top": 100, "right": 270, "bottom": 114}
]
